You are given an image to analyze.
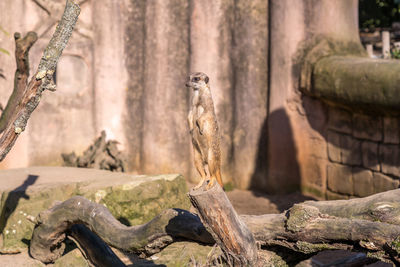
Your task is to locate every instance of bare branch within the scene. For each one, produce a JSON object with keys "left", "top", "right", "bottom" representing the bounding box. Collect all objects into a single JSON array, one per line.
[{"left": 0, "top": 0, "right": 80, "bottom": 161}]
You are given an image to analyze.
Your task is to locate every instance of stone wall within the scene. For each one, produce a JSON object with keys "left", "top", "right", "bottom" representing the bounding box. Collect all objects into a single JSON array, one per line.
[{"left": 325, "top": 106, "right": 400, "bottom": 199}]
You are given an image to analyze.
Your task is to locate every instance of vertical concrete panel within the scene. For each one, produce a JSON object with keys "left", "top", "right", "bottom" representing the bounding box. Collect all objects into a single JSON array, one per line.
[
  {"left": 142, "top": 0, "right": 190, "bottom": 177},
  {"left": 92, "top": 0, "right": 127, "bottom": 145},
  {"left": 232, "top": 0, "right": 268, "bottom": 189},
  {"left": 28, "top": 1, "right": 96, "bottom": 165},
  {"left": 189, "top": 0, "right": 235, "bottom": 184},
  {"left": 267, "top": 0, "right": 305, "bottom": 192},
  {"left": 124, "top": 0, "right": 146, "bottom": 172}
]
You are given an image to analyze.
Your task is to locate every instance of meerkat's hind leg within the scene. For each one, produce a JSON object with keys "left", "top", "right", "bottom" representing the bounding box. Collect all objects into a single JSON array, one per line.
[{"left": 193, "top": 148, "right": 208, "bottom": 189}]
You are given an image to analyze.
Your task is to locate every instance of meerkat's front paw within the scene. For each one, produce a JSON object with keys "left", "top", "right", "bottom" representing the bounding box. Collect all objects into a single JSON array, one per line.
[{"left": 205, "top": 178, "right": 216, "bottom": 190}]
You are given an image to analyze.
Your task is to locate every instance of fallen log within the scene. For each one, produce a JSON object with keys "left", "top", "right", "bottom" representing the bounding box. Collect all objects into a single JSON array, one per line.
[
  {"left": 29, "top": 189, "right": 400, "bottom": 265},
  {"left": 29, "top": 196, "right": 214, "bottom": 264}
]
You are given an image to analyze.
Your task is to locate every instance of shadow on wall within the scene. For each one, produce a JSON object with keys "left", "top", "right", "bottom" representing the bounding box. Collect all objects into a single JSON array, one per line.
[
  {"left": 0, "top": 175, "right": 38, "bottom": 235},
  {"left": 250, "top": 108, "right": 301, "bottom": 194},
  {"left": 302, "top": 95, "right": 400, "bottom": 198}
]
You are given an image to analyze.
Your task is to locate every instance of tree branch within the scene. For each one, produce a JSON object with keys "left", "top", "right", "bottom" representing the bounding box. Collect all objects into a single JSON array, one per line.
[
  {"left": 0, "top": 32, "right": 38, "bottom": 133},
  {"left": 0, "top": 0, "right": 80, "bottom": 161}
]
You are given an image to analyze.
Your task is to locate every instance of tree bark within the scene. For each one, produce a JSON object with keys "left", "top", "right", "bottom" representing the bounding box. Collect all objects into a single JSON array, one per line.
[
  {"left": 0, "top": 0, "right": 80, "bottom": 161},
  {"left": 0, "top": 32, "right": 38, "bottom": 133},
  {"left": 188, "top": 184, "right": 258, "bottom": 266}
]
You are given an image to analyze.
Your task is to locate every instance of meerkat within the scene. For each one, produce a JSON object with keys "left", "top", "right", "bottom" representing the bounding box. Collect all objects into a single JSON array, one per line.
[{"left": 186, "top": 72, "right": 223, "bottom": 190}]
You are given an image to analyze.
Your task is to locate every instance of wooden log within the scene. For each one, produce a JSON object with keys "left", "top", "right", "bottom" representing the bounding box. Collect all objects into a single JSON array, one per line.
[
  {"left": 68, "top": 224, "right": 126, "bottom": 267},
  {"left": 188, "top": 184, "right": 258, "bottom": 266},
  {"left": 30, "top": 189, "right": 400, "bottom": 265},
  {"left": 29, "top": 196, "right": 214, "bottom": 263}
]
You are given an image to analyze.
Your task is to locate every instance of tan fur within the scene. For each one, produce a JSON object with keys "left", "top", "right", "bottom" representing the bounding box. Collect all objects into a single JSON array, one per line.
[{"left": 186, "top": 72, "right": 223, "bottom": 189}]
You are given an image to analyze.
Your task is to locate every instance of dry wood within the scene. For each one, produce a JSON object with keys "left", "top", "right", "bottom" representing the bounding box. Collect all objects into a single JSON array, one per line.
[
  {"left": 0, "top": 0, "right": 80, "bottom": 161},
  {"left": 188, "top": 184, "right": 258, "bottom": 266},
  {"left": 0, "top": 32, "right": 38, "bottom": 133},
  {"left": 30, "top": 189, "right": 400, "bottom": 265},
  {"left": 29, "top": 196, "right": 214, "bottom": 263},
  {"left": 62, "top": 130, "right": 127, "bottom": 172}
]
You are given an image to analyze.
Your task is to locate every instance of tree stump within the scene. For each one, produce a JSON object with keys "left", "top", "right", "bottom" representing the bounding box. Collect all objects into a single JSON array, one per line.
[{"left": 188, "top": 183, "right": 258, "bottom": 266}]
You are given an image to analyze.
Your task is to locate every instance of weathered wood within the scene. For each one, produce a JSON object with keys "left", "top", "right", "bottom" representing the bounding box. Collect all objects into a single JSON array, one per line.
[
  {"left": 0, "top": 0, "right": 80, "bottom": 161},
  {"left": 188, "top": 184, "right": 258, "bottom": 266},
  {"left": 29, "top": 196, "right": 214, "bottom": 263},
  {"left": 68, "top": 224, "right": 126, "bottom": 267},
  {"left": 62, "top": 130, "right": 126, "bottom": 172},
  {"left": 30, "top": 189, "right": 400, "bottom": 265},
  {"left": 0, "top": 32, "right": 38, "bottom": 133}
]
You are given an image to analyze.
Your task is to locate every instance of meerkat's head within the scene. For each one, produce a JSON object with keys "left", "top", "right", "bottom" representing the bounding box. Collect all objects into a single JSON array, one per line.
[{"left": 185, "top": 72, "right": 209, "bottom": 90}]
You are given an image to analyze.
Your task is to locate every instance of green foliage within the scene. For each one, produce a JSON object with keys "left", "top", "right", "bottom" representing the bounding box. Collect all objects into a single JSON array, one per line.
[
  {"left": 392, "top": 47, "right": 400, "bottom": 59},
  {"left": 360, "top": 0, "right": 400, "bottom": 29}
]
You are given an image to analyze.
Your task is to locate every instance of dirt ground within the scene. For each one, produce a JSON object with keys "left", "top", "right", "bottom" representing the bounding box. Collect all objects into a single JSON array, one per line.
[{"left": 0, "top": 185, "right": 393, "bottom": 266}]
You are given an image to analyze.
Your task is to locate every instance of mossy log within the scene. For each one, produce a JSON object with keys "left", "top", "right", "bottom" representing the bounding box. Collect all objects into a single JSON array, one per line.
[
  {"left": 30, "top": 189, "right": 400, "bottom": 265},
  {"left": 29, "top": 196, "right": 214, "bottom": 264}
]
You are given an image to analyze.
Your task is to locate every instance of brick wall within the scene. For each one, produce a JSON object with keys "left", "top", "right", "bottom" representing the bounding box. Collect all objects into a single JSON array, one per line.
[{"left": 325, "top": 106, "right": 400, "bottom": 199}]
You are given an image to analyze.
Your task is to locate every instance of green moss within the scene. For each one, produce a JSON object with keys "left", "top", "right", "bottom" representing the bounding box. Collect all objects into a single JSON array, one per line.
[
  {"left": 313, "top": 56, "right": 400, "bottom": 114},
  {"left": 295, "top": 241, "right": 336, "bottom": 254},
  {"left": 286, "top": 204, "right": 319, "bottom": 232},
  {"left": 301, "top": 185, "right": 325, "bottom": 199},
  {"left": 100, "top": 175, "right": 190, "bottom": 225},
  {"left": 54, "top": 249, "right": 89, "bottom": 267},
  {"left": 223, "top": 182, "right": 235, "bottom": 192}
]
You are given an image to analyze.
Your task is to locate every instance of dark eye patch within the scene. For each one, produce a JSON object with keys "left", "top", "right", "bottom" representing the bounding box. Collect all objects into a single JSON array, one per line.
[{"left": 192, "top": 77, "right": 200, "bottom": 82}]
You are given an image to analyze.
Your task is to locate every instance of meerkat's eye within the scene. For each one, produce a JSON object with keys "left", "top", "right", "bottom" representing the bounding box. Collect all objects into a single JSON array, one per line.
[{"left": 192, "top": 77, "right": 200, "bottom": 82}]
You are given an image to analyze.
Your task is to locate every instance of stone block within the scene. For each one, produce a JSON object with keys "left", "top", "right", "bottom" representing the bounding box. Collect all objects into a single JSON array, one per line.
[
  {"left": 379, "top": 144, "right": 400, "bottom": 177},
  {"left": 352, "top": 167, "right": 374, "bottom": 197},
  {"left": 326, "top": 190, "right": 349, "bottom": 200},
  {"left": 361, "top": 141, "right": 379, "bottom": 171},
  {"left": 373, "top": 172, "right": 400, "bottom": 194},
  {"left": 383, "top": 116, "right": 400, "bottom": 144},
  {"left": 327, "top": 130, "right": 341, "bottom": 163},
  {"left": 328, "top": 107, "right": 352, "bottom": 134},
  {"left": 353, "top": 113, "right": 382, "bottom": 141},
  {"left": 0, "top": 167, "right": 190, "bottom": 253},
  {"left": 327, "top": 163, "right": 353, "bottom": 195},
  {"left": 340, "top": 134, "right": 362, "bottom": 166}
]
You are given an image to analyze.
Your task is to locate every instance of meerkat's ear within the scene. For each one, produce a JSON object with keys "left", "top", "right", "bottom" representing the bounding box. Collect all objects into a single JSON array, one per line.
[{"left": 205, "top": 76, "right": 209, "bottom": 84}]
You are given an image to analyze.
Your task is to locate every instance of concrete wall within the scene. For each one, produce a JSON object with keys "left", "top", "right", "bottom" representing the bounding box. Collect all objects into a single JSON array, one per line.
[
  {"left": 0, "top": 0, "right": 268, "bottom": 189},
  {"left": 0, "top": 0, "right": 398, "bottom": 198}
]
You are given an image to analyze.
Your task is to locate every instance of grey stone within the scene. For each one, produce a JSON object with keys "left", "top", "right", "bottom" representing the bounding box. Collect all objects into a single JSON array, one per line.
[
  {"left": 353, "top": 113, "right": 382, "bottom": 142},
  {"left": 327, "top": 130, "right": 341, "bottom": 163},
  {"left": 340, "top": 134, "right": 362, "bottom": 166},
  {"left": 379, "top": 144, "right": 400, "bottom": 177},
  {"left": 352, "top": 167, "right": 374, "bottom": 197},
  {"left": 0, "top": 167, "right": 190, "bottom": 253},
  {"left": 373, "top": 172, "right": 400, "bottom": 194},
  {"left": 328, "top": 107, "right": 352, "bottom": 134},
  {"left": 327, "top": 163, "right": 353, "bottom": 195},
  {"left": 383, "top": 116, "right": 400, "bottom": 144},
  {"left": 361, "top": 141, "right": 380, "bottom": 171}
]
